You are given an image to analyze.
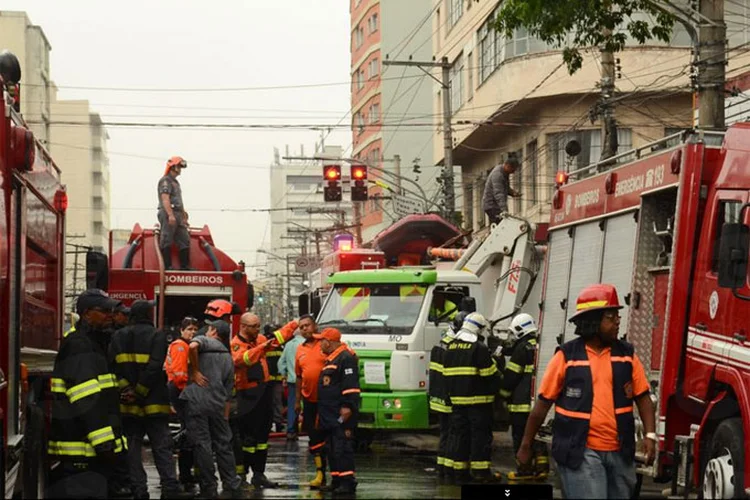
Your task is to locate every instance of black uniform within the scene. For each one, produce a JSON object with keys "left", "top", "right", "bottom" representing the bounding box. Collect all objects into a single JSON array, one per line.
[
  {"left": 108, "top": 303, "right": 182, "bottom": 498},
  {"left": 428, "top": 332, "right": 455, "bottom": 476},
  {"left": 317, "top": 346, "right": 360, "bottom": 492},
  {"left": 443, "top": 331, "right": 501, "bottom": 480},
  {"left": 48, "top": 321, "right": 128, "bottom": 499},
  {"left": 499, "top": 334, "right": 548, "bottom": 476},
  {"left": 157, "top": 173, "right": 190, "bottom": 269},
  {"left": 266, "top": 341, "right": 285, "bottom": 431}
]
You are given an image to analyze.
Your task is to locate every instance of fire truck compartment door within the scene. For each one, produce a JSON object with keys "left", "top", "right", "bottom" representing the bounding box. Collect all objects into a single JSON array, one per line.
[
  {"left": 389, "top": 351, "right": 428, "bottom": 390},
  {"left": 537, "top": 229, "right": 573, "bottom": 389},
  {"left": 599, "top": 213, "right": 638, "bottom": 335},
  {"left": 564, "top": 221, "right": 605, "bottom": 341}
]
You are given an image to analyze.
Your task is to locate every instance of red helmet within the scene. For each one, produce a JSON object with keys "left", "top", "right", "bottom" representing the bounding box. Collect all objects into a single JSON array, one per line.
[
  {"left": 204, "top": 299, "right": 233, "bottom": 319},
  {"left": 567, "top": 284, "right": 623, "bottom": 323},
  {"left": 164, "top": 156, "right": 187, "bottom": 175}
]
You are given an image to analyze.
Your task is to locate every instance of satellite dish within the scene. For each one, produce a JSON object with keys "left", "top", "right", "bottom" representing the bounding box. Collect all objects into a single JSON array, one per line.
[{"left": 565, "top": 140, "right": 582, "bottom": 157}]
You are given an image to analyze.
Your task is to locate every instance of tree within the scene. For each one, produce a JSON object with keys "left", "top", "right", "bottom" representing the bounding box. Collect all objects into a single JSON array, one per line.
[{"left": 493, "top": 0, "right": 676, "bottom": 75}]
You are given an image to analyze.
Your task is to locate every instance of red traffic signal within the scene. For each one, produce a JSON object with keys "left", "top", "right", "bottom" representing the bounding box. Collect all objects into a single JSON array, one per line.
[
  {"left": 324, "top": 164, "right": 341, "bottom": 181},
  {"left": 351, "top": 164, "right": 367, "bottom": 180}
]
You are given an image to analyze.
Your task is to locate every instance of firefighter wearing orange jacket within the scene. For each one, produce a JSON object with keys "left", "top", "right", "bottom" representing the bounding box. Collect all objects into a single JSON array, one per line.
[
  {"left": 231, "top": 313, "right": 299, "bottom": 489},
  {"left": 165, "top": 316, "right": 199, "bottom": 490}
]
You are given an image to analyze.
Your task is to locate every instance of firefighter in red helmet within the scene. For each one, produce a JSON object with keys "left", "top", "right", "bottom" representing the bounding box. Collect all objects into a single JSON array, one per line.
[
  {"left": 157, "top": 156, "right": 191, "bottom": 271},
  {"left": 516, "top": 284, "right": 656, "bottom": 499}
]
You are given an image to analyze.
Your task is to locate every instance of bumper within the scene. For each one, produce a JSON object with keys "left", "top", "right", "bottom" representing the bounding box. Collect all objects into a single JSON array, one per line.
[{"left": 358, "top": 391, "right": 430, "bottom": 430}]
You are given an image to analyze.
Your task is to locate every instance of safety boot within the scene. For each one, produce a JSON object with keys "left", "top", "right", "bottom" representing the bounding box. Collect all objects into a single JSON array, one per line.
[
  {"left": 251, "top": 474, "right": 279, "bottom": 489},
  {"left": 309, "top": 454, "right": 327, "bottom": 489},
  {"left": 161, "top": 247, "right": 173, "bottom": 270},
  {"left": 179, "top": 248, "right": 194, "bottom": 271}
]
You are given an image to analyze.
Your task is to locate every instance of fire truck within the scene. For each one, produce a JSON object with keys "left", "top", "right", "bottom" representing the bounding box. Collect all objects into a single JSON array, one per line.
[
  {"left": 533, "top": 124, "right": 750, "bottom": 498},
  {"left": 0, "top": 52, "right": 67, "bottom": 498},
  {"left": 87, "top": 223, "right": 253, "bottom": 335}
]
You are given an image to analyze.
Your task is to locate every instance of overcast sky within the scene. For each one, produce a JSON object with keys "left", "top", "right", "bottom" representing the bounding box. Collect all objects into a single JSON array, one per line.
[{"left": 6, "top": 0, "right": 352, "bottom": 279}]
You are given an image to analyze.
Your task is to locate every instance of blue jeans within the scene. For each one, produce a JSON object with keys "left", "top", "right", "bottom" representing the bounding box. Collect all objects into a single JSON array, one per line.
[
  {"left": 557, "top": 448, "right": 637, "bottom": 499},
  {"left": 287, "top": 383, "right": 297, "bottom": 432}
]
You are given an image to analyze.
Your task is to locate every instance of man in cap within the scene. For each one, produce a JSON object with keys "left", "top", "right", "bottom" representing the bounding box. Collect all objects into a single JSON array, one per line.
[
  {"left": 314, "top": 328, "right": 360, "bottom": 495},
  {"left": 48, "top": 289, "right": 129, "bottom": 498},
  {"left": 109, "top": 300, "right": 192, "bottom": 499},
  {"left": 181, "top": 320, "right": 243, "bottom": 499},
  {"left": 158, "top": 155, "right": 192, "bottom": 270},
  {"left": 482, "top": 156, "right": 521, "bottom": 225},
  {"left": 517, "top": 284, "right": 656, "bottom": 499}
]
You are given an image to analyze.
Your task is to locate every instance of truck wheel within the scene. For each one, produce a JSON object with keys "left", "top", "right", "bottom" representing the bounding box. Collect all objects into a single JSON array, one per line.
[
  {"left": 702, "top": 418, "right": 745, "bottom": 499},
  {"left": 22, "top": 404, "right": 47, "bottom": 499}
]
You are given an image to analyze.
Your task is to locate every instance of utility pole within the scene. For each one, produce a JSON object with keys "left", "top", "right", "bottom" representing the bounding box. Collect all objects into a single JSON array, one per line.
[
  {"left": 394, "top": 154, "right": 402, "bottom": 194},
  {"left": 383, "top": 57, "right": 456, "bottom": 220},
  {"left": 698, "top": 0, "right": 726, "bottom": 130},
  {"left": 285, "top": 256, "right": 292, "bottom": 320},
  {"left": 599, "top": 37, "right": 618, "bottom": 160},
  {"left": 353, "top": 203, "right": 363, "bottom": 246}
]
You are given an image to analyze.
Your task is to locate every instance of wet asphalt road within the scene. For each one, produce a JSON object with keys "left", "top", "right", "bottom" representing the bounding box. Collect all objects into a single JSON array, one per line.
[{"left": 142, "top": 432, "right": 667, "bottom": 499}]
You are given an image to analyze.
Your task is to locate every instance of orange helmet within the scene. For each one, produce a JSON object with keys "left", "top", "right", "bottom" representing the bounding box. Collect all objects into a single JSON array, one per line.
[
  {"left": 204, "top": 299, "right": 234, "bottom": 319},
  {"left": 164, "top": 156, "right": 187, "bottom": 175},
  {"left": 567, "top": 284, "right": 623, "bottom": 323}
]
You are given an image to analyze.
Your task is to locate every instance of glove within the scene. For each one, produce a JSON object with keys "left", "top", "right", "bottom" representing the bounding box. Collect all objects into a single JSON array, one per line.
[{"left": 95, "top": 441, "right": 117, "bottom": 466}]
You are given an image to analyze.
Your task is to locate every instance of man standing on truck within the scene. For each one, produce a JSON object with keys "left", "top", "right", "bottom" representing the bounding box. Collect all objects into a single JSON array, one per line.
[
  {"left": 500, "top": 313, "right": 548, "bottom": 481},
  {"left": 109, "top": 300, "right": 192, "bottom": 500},
  {"left": 294, "top": 314, "right": 329, "bottom": 489},
  {"left": 482, "top": 156, "right": 521, "bottom": 225},
  {"left": 48, "top": 289, "right": 129, "bottom": 498},
  {"left": 315, "top": 328, "right": 360, "bottom": 495},
  {"left": 157, "top": 155, "right": 192, "bottom": 271},
  {"left": 517, "top": 284, "right": 656, "bottom": 499},
  {"left": 231, "top": 313, "right": 299, "bottom": 489},
  {"left": 443, "top": 312, "right": 502, "bottom": 483}
]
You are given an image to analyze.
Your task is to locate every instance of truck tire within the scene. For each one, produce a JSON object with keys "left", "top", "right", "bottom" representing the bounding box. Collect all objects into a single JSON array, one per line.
[
  {"left": 701, "top": 418, "right": 745, "bottom": 499},
  {"left": 22, "top": 404, "right": 47, "bottom": 499}
]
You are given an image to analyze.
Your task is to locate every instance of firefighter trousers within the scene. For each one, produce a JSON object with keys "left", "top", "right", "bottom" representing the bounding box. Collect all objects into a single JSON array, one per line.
[
  {"left": 157, "top": 209, "right": 190, "bottom": 250},
  {"left": 302, "top": 399, "right": 327, "bottom": 456},
  {"left": 47, "top": 458, "right": 112, "bottom": 499},
  {"left": 324, "top": 425, "right": 356, "bottom": 486},
  {"left": 450, "top": 404, "right": 494, "bottom": 476},
  {"left": 169, "top": 387, "right": 195, "bottom": 484},
  {"left": 509, "top": 411, "right": 549, "bottom": 474},
  {"left": 123, "top": 416, "right": 180, "bottom": 497},
  {"left": 437, "top": 412, "right": 454, "bottom": 472},
  {"left": 239, "top": 385, "right": 273, "bottom": 476}
]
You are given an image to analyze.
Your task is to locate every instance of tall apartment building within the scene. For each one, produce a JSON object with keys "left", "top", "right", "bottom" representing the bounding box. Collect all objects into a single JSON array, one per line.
[
  {"left": 432, "top": 1, "right": 750, "bottom": 233},
  {"left": 267, "top": 145, "right": 353, "bottom": 308},
  {"left": 0, "top": 11, "right": 53, "bottom": 145},
  {"left": 351, "top": 0, "right": 437, "bottom": 241}
]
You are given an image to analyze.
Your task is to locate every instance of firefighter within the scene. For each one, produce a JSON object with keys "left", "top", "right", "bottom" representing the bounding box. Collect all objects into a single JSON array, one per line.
[
  {"left": 166, "top": 317, "right": 199, "bottom": 490},
  {"left": 315, "top": 328, "right": 360, "bottom": 495},
  {"left": 109, "top": 300, "right": 192, "bottom": 500},
  {"left": 428, "top": 324, "right": 458, "bottom": 481},
  {"left": 48, "top": 289, "right": 129, "bottom": 499},
  {"left": 157, "top": 155, "right": 191, "bottom": 270},
  {"left": 443, "top": 312, "right": 502, "bottom": 483},
  {"left": 500, "top": 313, "right": 548, "bottom": 481},
  {"left": 293, "top": 314, "right": 329, "bottom": 489},
  {"left": 112, "top": 304, "right": 131, "bottom": 331},
  {"left": 198, "top": 298, "right": 237, "bottom": 336},
  {"left": 263, "top": 324, "right": 285, "bottom": 433},
  {"left": 517, "top": 284, "right": 656, "bottom": 499},
  {"left": 231, "top": 313, "right": 299, "bottom": 488}
]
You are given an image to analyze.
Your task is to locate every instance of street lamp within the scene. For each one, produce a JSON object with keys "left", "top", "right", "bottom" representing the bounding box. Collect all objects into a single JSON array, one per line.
[{"left": 257, "top": 249, "right": 293, "bottom": 320}]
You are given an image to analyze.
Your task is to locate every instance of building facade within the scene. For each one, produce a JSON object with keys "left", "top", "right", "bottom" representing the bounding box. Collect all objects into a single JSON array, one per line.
[
  {"left": 432, "top": 0, "right": 750, "bottom": 233},
  {"left": 351, "top": 0, "right": 438, "bottom": 241},
  {"left": 0, "top": 11, "right": 53, "bottom": 145}
]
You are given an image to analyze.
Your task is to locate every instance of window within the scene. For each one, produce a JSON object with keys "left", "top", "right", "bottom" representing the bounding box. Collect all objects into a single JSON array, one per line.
[
  {"left": 526, "top": 139, "right": 538, "bottom": 206},
  {"left": 355, "top": 25, "right": 365, "bottom": 49},
  {"left": 429, "top": 286, "right": 470, "bottom": 323},
  {"left": 369, "top": 103, "right": 380, "bottom": 123},
  {"left": 356, "top": 69, "right": 364, "bottom": 90},
  {"left": 369, "top": 13, "right": 378, "bottom": 33},
  {"left": 712, "top": 200, "right": 743, "bottom": 273},
  {"left": 478, "top": 21, "right": 496, "bottom": 83},
  {"left": 449, "top": 0, "right": 463, "bottom": 27},
  {"left": 510, "top": 150, "right": 523, "bottom": 213},
  {"left": 357, "top": 113, "right": 366, "bottom": 135},
  {"left": 368, "top": 148, "right": 380, "bottom": 165},
  {"left": 450, "top": 53, "right": 464, "bottom": 114},
  {"left": 369, "top": 58, "right": 379, "bottom": 78},
  {"left": 467, "top": 52, "right": 474, "bottom": 100}
]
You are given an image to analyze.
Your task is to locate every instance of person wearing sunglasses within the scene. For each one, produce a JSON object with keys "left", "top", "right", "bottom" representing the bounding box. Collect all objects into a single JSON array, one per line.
[{"left": 157, "top": 155, "right": 192, "bottom": 271}]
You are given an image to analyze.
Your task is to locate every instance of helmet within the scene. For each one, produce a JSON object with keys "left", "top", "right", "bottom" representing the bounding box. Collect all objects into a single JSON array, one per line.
[
  {"left": 461, "top": 312, "right": 488, "bottom": 336},
  {"left": 164, "top": 156, "right": 187, "bottom": 175},
  {"left": 567, "top": 284, "right": 623, "bottom": 323},
  {"left": 204, "top": 299, "right": 233, "bottom": 319},
  {"left": 510, "top": 313, "right": 538, "bottom": 340}
]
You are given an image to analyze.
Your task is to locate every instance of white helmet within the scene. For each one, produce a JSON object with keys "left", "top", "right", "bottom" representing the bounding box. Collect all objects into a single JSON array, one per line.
[
  {"left": 462, "top": 312, "right": 488, "bottom": 336},
  {"left": 510, "top": 313, "right": 538, "bottom": 340}
]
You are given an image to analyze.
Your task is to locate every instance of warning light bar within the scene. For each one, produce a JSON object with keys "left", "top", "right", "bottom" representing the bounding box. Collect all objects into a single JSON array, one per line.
[
  {"left": 555, "top": 171, "right": 569, "bottom": 186},
  {"left": 333, "top": 233, "right": 354, "bottom": 252}
]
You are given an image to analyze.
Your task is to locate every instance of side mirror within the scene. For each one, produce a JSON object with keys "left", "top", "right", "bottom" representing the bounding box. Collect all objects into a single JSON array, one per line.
[
  {"left": 718, "top": 222, "right": 750, "bottom": 290},
  {"left": 246, "top": 283, "right": 255, "bottom": 310},
  {"left": 86, "top": 250, "right": 109, "bottom": 291}
]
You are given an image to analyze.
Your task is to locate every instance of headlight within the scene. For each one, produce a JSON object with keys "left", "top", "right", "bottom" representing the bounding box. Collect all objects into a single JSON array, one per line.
[
  {"left": 394, "top": 399, "right": 402, "bottom": 409},
  {"left": 383, "top": 399, "right": 392, "bottom": 409}
]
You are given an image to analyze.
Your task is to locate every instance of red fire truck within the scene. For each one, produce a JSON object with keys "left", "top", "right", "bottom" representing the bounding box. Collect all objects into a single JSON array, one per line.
[
  {"left": 535, "top": 125, "right": 750, "bottom": 498},
  {"left": 91, "top": 223, "right": 252, "bottom": 334},
  {"left": 0, "top": 52, "right": 66, "bottom": 498}
]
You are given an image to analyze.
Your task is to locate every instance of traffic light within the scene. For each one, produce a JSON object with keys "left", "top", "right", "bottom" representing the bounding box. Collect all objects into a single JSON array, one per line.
[
  {"left": 350, "top": 164, "right": 368, "bottom": 202},
  {"left": 323, "top": 164, "right": 342, "bottom": 202}
]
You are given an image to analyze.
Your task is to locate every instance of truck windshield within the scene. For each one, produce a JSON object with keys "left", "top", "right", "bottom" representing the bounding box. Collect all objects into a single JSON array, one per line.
[{"left": 318, "top": 284, "right": 427, "bottom": 332}]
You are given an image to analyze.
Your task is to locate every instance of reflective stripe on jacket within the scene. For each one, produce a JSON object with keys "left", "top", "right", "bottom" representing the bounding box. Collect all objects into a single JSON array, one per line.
[
  {"left": 443, "top": 335, "right": 500, "bottom": 406},
  {"left": 428, "top": 334, "right": 454, "bottom": 413},
  {"left": 499, "top": 335, "right": 537, "bottom": 413},
  {"left": 165, "top": 338, "right": 190, "bottom": 390}
]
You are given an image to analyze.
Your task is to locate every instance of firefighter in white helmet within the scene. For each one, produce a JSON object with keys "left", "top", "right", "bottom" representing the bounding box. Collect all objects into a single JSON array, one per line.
[{"left": 501, "top": 313, "right": 549, "bottom": 480}]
